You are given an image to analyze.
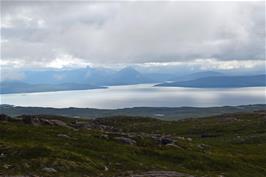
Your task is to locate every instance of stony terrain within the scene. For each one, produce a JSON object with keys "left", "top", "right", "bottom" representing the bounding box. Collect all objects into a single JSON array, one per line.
[{"left": 0, "top": 111, "right": 266, "bottom": 177}]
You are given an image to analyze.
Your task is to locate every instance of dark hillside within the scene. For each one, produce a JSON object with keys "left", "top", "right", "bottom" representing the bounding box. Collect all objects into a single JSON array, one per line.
[{"left": 1, "top": 104, "right": 265, "bottom": 120}]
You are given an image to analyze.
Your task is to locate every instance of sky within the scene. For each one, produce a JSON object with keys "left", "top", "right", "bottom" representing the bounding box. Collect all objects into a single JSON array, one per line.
[{"left": 0, "top": 1, "right": 265, "bottom": 78}]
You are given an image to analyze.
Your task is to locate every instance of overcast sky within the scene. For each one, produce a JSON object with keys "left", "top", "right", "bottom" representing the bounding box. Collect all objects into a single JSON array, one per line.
[{"left": 1, "top": 1, "right": 265, "bottom": 72}]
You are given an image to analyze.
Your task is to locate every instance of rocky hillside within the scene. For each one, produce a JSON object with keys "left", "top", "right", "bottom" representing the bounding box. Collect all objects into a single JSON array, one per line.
[{"left": 0, "top": 111, "right": 266, "bottom": 177}]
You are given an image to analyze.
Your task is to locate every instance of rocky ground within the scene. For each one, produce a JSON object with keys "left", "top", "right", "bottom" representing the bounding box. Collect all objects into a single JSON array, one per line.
[{"left": 0, "top": 111, "right": 265, "bottom": 177}]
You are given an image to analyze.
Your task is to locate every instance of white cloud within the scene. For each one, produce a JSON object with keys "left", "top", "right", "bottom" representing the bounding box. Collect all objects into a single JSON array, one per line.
[
  {"left": 46, "top": 54, "right": 92, "bottom": 69},
  {"left": 138, "top": 59, "right": 266, "bottom": 71},
  {"left": 1, "top": 1, "right": 265, "bottom": 69},
  {"left": 192, "top": 59, "right": 266, "bottom": 70}
]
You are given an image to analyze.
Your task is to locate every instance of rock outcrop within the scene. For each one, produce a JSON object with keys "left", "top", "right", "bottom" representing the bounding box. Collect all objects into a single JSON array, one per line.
[{"left": 120, "top": 171, "right": 195, "bottom": 177}]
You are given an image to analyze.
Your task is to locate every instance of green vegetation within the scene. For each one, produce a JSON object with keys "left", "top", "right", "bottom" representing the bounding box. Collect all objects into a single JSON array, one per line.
[
  {"left": 1, "top": 104, "right": 266, "bottom": 120},
  {"left": 0, "top": 111, "right": 265, "bottom": 177}
]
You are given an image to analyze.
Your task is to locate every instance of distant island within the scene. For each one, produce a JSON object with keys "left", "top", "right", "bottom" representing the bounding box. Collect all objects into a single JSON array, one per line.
[
  {"left": 0, "top": 81, "right": 106, "bottom": 94},
  {"left": 156, "top": 75, "right": 266, "bottom": 88}
]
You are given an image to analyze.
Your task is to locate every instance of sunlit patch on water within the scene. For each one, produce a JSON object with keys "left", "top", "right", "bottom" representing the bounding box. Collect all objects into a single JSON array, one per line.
[{"left": 1, "top": 84, "right": 265, "bottom": 109}]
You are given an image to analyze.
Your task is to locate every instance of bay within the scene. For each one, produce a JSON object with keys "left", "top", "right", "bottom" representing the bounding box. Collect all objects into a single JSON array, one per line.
[{"left": 0, "top": 84, "right": 265, "bottom": 109}]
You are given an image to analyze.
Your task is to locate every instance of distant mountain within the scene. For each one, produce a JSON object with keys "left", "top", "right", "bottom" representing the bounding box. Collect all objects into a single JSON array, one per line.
[
  {"left": 171, "top": 71, "right": 224, "bottom": 82},
  {"left": 83, "top": 67, "right": 115, "bottom": 85},
  {"left": 156, "top": 75, "right": 266, "bottom": 88},
  {"left": 4, "top": 67, "right": 265, "bottom": 90},
  {"left": 143, "top": 73, "right": 175, "bottom": 82},
  {"left": 21, "top": 67, "right": 155, "bottom": 86},
  {"left": 1, "top": 67, "right": 157, "bottom": 94},
  {"left": 107, "top": 67, "right": 153, "bottom": 85},
  {"left": 0, "top": 81, "right": 105, "bottom": 94},
  {"left": 24, "top": 67, "right": 114, "bottom": 85},
  {"left": 0, "top": 81, "right": 32, "bottom": 94}
]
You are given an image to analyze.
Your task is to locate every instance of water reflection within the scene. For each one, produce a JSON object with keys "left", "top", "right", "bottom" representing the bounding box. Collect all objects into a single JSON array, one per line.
[{"left": 1, "top": 84, "right": 265, "bottom": 108}]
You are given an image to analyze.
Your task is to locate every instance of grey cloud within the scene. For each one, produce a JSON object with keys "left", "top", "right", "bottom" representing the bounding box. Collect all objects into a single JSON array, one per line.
[{"left": 1, "top": 1, "right": 265, "bottom": 68}]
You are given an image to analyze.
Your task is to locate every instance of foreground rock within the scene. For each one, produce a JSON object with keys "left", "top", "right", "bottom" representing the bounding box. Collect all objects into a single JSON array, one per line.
[
  {"left": 41, "top": 167, "right": 57, "bottom": 173},
  {"left": 120, "top": 171, "right": 195, "bottom": 177},
  {"left": 114, "top": 137, "right": 136, "bottom": 145},
  {"left": 21, "top": 116, "right": 67, "bottom": 127},
  {"left": 0, "top": 114, "right": 11, "bottom": 121}
]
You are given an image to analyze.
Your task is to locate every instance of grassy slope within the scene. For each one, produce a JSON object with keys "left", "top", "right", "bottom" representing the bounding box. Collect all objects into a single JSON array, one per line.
[{"left": 0, "top": 112, "right": 266, "bottom": 177}]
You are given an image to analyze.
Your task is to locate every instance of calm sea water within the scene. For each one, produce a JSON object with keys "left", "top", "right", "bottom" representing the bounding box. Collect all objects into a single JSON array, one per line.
[{"left": 0, "top": 84, "right": 265, "bottom": 109}]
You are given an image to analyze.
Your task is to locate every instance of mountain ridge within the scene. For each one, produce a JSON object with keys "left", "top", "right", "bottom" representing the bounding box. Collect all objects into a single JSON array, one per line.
[{"left": 156, "top": 74, "right": 266, "bottom": 88}]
